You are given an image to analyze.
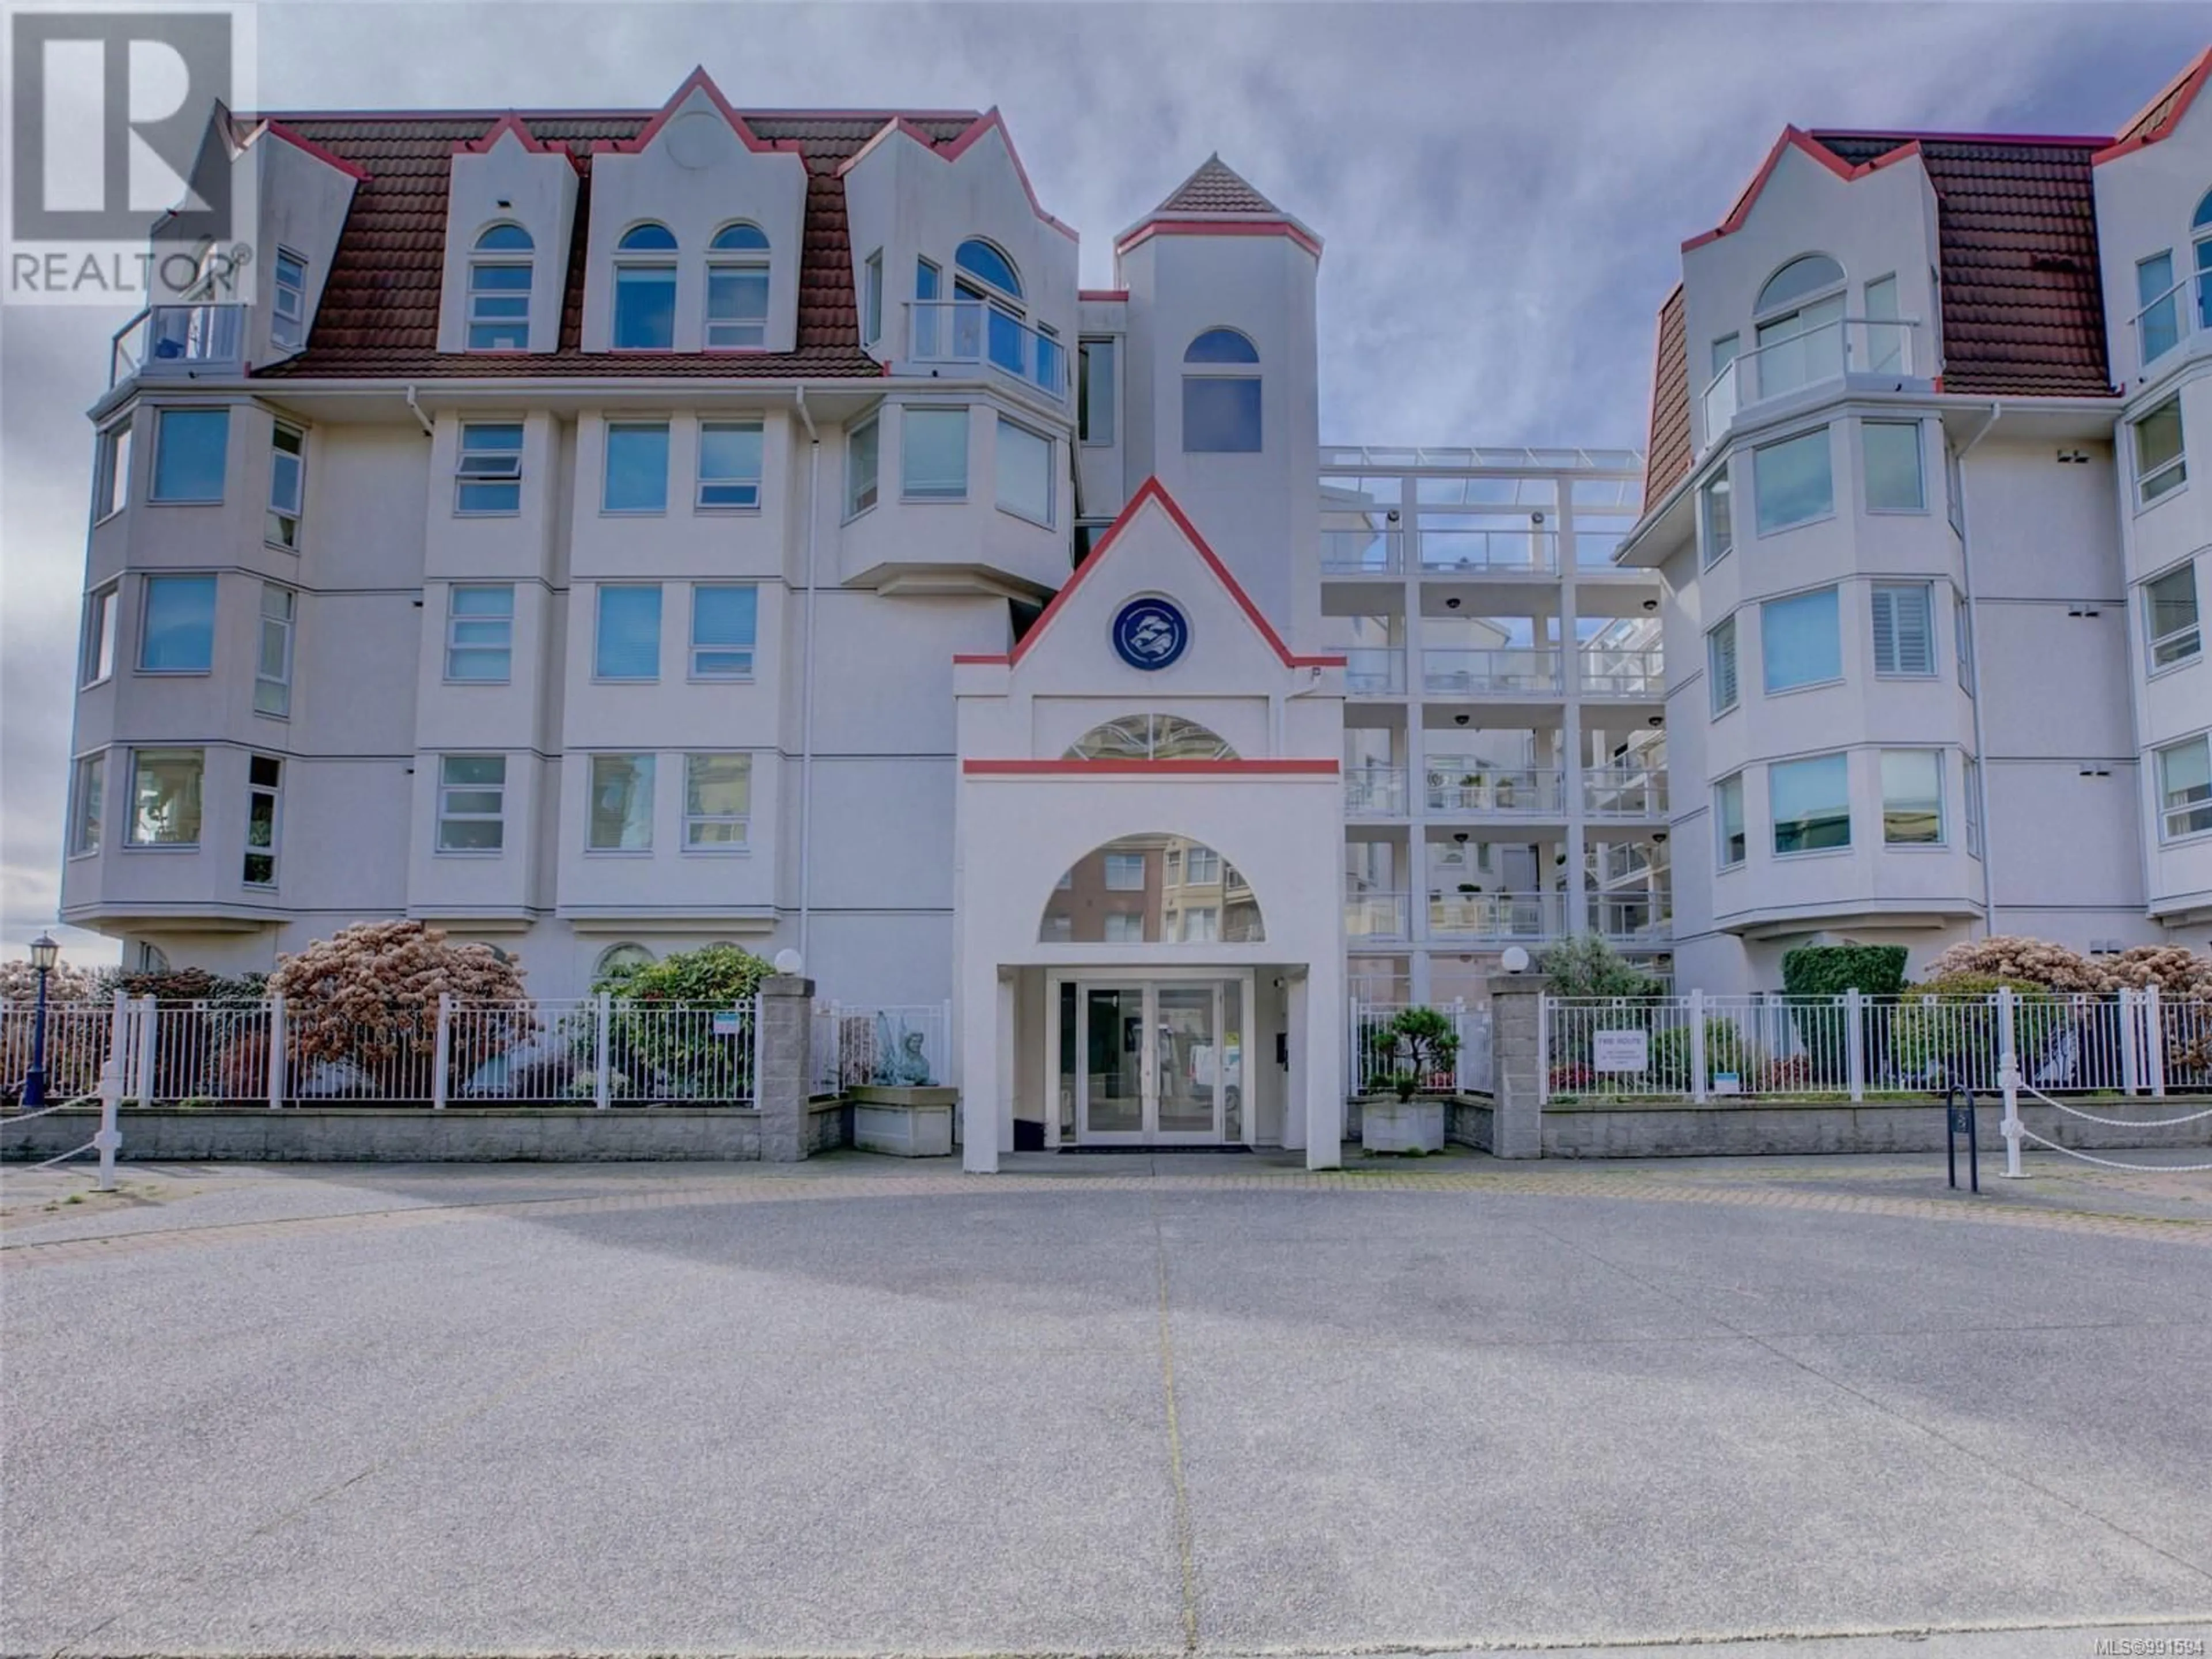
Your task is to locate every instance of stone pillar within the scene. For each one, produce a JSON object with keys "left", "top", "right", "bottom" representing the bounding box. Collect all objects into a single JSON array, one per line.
[
  {"left": 756, "top": 975, "right": 816, "bottom": 1164},
  {"left": 1490, "top": 974, "right": 1549, "bottom": 1160}
]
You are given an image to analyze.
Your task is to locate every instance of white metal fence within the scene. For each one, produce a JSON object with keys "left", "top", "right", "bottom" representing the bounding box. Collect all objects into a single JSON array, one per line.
[
  {"left": 1541, "top": 989, "right": 2212, "bottom": 1103},
  {"left": 812, "top": 1001, "right": 954, "bottom": 1092},
  {"left": 1349, "top": 999, "right": 1492, "bottom": 1096},
  {"left": 3, "top": 994, "right": 760, "bottom": 1109}
]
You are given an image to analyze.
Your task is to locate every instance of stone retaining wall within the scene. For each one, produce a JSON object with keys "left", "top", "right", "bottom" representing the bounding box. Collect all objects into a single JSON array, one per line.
[
  {"left": 3, "top": 1106, "right": 779, "bottom": 1163},
  {"left": 1541, "top": 1098, "right": 2212, "bottom": 1159}
]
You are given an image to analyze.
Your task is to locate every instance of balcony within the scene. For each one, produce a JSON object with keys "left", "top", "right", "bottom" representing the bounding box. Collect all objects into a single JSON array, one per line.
[
  {"left": 1582, "top": 767, "right": 1668, "bottom": 819},
  {"left": 1344, "top": 766, "right": 1408, "bottom": 816},
  {"left": 1347, "top": 892, "right": 1412, "bottom": 940},
  {"left": 1321, "top": 530, "right": 1405, "bottom": 574},
  {"left": 2130, "top": 270, "right": 2212, "bottom": 380},
  {"left": 1699, "top": 316, "right": 1922, "bottom": 448},
  {"left": 1341, "top": 647, "right": 1407, "bottom": 695},
  {"left": 1593, "top": 891, "right": 1671, "bottom": 945},
  {"left": 905, "top": 301, "right": 1066, "bottom": 402},
  {"left": 1603, "top": 842, "right": 1653, "bottom": 885},
  {"left": 110, "top": 304, "right": 247, "bottom": 387},
  {"left": 1428, "top": 891, "right": 1563, "bottom": 943},
  {"left": 1422, "top": 648, "right": 1561, "bottom": 696},
  {"left": 1418, "top": 527, "right": 1557, "bottom": 575},
  {"left": 1577, "top": 648, "right": 1664, "bottom": 698},
  {"left": 1425, "top": 768, "right": 1566, "bottom": 816}
]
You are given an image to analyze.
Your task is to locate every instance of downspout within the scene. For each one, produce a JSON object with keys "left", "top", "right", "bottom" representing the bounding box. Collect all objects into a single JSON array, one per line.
[
  {"left": 403, "top": 384, "right": 433, "bottom": 437},
  {"left": 794, "top": 386, "right": 821, "bottom": 969},
  {"left": 1955, "top": 401, "right": 2002, "bottom": 936}
]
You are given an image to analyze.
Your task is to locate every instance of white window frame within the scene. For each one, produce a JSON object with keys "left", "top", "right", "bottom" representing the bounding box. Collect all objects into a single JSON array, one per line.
[
  {"left": 1181, "top": 328, "right": 1263, "bottom": 455},
  {"left": 593, "top": 584, "right": 663, "bottom": 683},
  {"left": 901, "top": 406, "right": 969, "bottom": 502},
  {"left": 253, "top": 582, "right": 296, "bottom": 717},
  {"left": 704, "top": 224, "right": 769, "bottom": 351},
  {"left": 1761, "top": 585, "right": 1843, "bottom": 695},
  {"left": 1879, "top": 748, "right": 1945, "bottom": 847},
  {"left": 126, "top": 748, "right": 204, "bottom": 848},
  {"left": 587, "top": 753, "right": 657, "bottom": 852},
  {"left": 69, "top": 751, "right": 104, "bottom": 857},
  {"left": 1714, "top": 772, "right": 1745, "bottom": 870},
  {"left": 1768, "top": 751, "right": 1852, "bottom": 858},
  {"left": 455, "top": 422, "right": 524, "bottom": 515},
  {"left": 690, "top": 584, "right": 757, "bottom": 681},
  {"left": 445, "top": 584, "right": 514, "bottom": 684},
  {"left": 1955, "top": 590, "right": 1975, "bottom": 694},
  {"left": 267, "top": 420, "right": 305, "bottom": 549},
  {"left": 2134, "top": 397, "right": 2187, "bottom": 507},
  {"left": 1963, "top": 756, "right": 1983, "bottom": 858},
  {"left": 2154, "top": 733, "right": 2212, "bottom": 843},
  {"left": 845, "top": 415, "right": 879, "bottom": 518},
  {"left": 149, "top": 407, "right": 229, "bottom": 504},
  {"left": 1707, "top": 615, "right": 1738, "bottom": 717},
  {"left": 994, "top": 415, "right": 1054, "bottom": 527},
  {"left": 2145, "top": 559, "right": 2201, "bottom": 672},
  {"left": 467, "top": 224, "right": 535, "bottom": 352},
  {"left": 82, "top": 584, "right": 118, "bottom": 686},
  {"left": 601, "top": 420, "right": 671, "bottom": 516},
  {"left": 243, "top": 755, "right": 282, "bottom": 887},
  {"left": 683, "top": 752, "right": 751, "bottom": 851},
  {"left": 138, "top": 573, "right": 218, "bottom": 675},
  {"left": 436, "top": 755, "right": 506, "bottom": 854},
  {"left": 613, "top": 225, "right": 680, "bottom": 351},
  {"left": 1080, "top": 336, "right": 1118, "bottom": 446},
  {"left": 696, "top": 419, "right": 764, "bottom": 511},
  {"left": 1752, "top": 426, "right": 1835, "bottom": 536},
  {"left": 862, "top": 248, "right": 884, "bottom": 347},
  {"left": 1870, "top": 582, "right": 1937, "bottom": 679},
  {"left": 1862, "top": 419, "right": 1926, "bottom": 514},
  {"left": 1699, "top": 469, "right": 1732, "bottom": 568},
  {"left": 1104, "top": 851, "right": 1146, "bottom": 891},
  {"left": 93, "top": 420, "right": 131, "bottom": 521},
  {"left": 271, "top": 248, "right": 307, "bottom": 349}
]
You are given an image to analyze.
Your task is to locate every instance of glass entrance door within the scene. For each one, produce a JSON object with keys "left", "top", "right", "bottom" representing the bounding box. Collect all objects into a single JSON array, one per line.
[{"left": 1072, "top": 980, "right": 1236, "bottom": 1146}]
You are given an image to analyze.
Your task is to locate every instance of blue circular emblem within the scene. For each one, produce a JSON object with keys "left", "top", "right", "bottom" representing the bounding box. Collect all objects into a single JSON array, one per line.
[{"left": 1112, "top": 597, "right": 1189, "bottom": 671}]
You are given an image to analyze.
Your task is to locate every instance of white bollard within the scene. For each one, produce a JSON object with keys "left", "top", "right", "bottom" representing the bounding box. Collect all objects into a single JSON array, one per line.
[
  {"left": 431, "top": 993, "right": 452, "bottom": 1111},
  {"left": 93, "top": 1051, "right": 123, "bottom": 1193},
  {"left": 267, "top": 993, "right": 287, "bottom": 1111},
  {"left": 1997, "top": 986, "right": 2025, "bottom": 1178}
]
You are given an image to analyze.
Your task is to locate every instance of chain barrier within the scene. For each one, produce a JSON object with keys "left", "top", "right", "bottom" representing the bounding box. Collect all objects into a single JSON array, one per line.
[
  {"left": 1, "top": 1093, "right": 100, "bottom": 1127},
  {"left": 2013, "top": 1082, "right": 2212, "bottom": 1175}
]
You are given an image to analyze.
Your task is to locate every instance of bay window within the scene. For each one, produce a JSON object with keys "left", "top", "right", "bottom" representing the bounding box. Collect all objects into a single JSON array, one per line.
[
  {"left": 2135, "top": 397, "right": 2186, "bottom": 506},
  {"left": 2146, "top": 561, "right": 2200, "bottom": 670},
  {"left": 437, "top": 756, "right": 505, "bottom": 852},
  {"left": 684, "top": 753, "right": 751, "bottom": 849},
  {"left": 1880, "top": 749, "right": 1944, "bottom": 845},
  {"left": 1770, "top": 753, "right": 1850, "bottom": 855},
  {"left": 996, "top": 417, "right": 1052, "bottom": 524},
  {"left": 1753, "top": 427, "right": 1833, "bottom": 533},
  {"left": 139, "top": 574, "right": 217, "bottom": 673},
  {"left": 902, "top": 407, "right": 968, "bottom": 500},
  {"left": 128, "top": 749, "right": 203, "bottom": 846},
  {"left": 1761, "top": 586, "right": 1841, "bottom": 693},
  {"left": 588, "top": 754, "right": 656, "bottom": 850},
  {"left": 150, "top": 408, "right": 229, "bottom": 502},
  {"left": 1714, "top": 773, "right": 1745, "bottom": 869},
  {"left": 2157, "top": 736, "right": 2212, "bottom": 841}
]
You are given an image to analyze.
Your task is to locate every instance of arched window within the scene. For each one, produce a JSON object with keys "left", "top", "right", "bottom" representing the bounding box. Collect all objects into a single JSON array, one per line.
[
  {"left": 2193, "top": 187, "right": 2212, "bottom": 331},
  {"left": 950, "top": 238, "right": 1056, "bottom": 388},
  {"left": 1065, "top": 715, "right": 1239, "bottom": 762},
  {"left": 707, "top": 222, "right": 771, "bottom": 350},
  {"left": 593, "top": 942, "right": 655, "bottom": 980},
  {"left": 1752, "top": 254, "right": 1846, "bottom": 400},
  {"left": 1039, "top": 834, "right": 1264, "bottom": 944},
  {"left": 1183, "top": 328, "right": 1262, "bottom": 453},
  {"left": 613, "top": 223, "right": 677, "bottom": 349},
  {"left": 467, "top": 224, "right": 533, "bottom": 351},
  {"left": 955, "top": 238, "right": 1021, "bottom": 300}
]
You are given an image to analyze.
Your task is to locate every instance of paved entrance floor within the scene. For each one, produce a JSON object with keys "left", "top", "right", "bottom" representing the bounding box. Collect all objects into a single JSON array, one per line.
[{"left": 5, "top": 1150, "right": 2209, "bottom": 1657}]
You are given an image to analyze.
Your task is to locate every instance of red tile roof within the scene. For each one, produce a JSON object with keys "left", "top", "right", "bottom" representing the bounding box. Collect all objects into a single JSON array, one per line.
[
  {"left": 2099, "top": 45, "right": 2212, "bottom": 160},
  {"left": 1640, "top": 285, "right": 1691, "bottom": 511},
  {"left": 1155, "top": 156, "right": 1280, "bottom": 215},
  {"left": 254, "top": 109, "right": 979, "bottom": 379}
]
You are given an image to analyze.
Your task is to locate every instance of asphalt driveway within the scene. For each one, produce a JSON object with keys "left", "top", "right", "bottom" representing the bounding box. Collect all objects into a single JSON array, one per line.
[{"left": 4, "top": 1152, "right": 2209, "bottom": 1657}]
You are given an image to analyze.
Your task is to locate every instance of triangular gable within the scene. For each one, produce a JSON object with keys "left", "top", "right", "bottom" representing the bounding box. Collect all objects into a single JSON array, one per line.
[
  {"left": 2096, "top": 45, "right": 2212, "bottom": 164},
  {"left": 1684, "top": 127, "right": 1921, "bottom": 251},
  {"left": 590, "top": 67, "right": 804, "bottom": 158},
  {"left": 955, "top": 478, "right": 1343, "bottom": 671},
  {"left": 836, "top": 108, "right": 1076, "bottom": 241}
]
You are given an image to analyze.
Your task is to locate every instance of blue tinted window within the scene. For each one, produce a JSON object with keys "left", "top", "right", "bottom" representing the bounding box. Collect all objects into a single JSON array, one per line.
[
  {"left": 617, "top": 222, "right": 677, "bottom": 252},
  {"left": 1184, "top": 328, "right": 1259, "bottom": 365},
  {"left": 1762, "top": 587, "right": 1842, "bottom": 692},
  {"left": 603, "top": 423, "right": 670, "bottom": 512},
  {"left": 477, "top": 224, "right": 533, "bottom": 251},
  {"left": 594, "top": 585, "right": 662, "bottom": 680},
  {"left": 1183, "top": 377, "right": 1262, "bottom": 453},
  {"left": 955, "top": 238, "right": 1021, "bottom": 298},
  {"left": 141, "top": 574, "right": 218, "bottom": 672},
  {"left": 613, "top": 267, "right": 675, "bottom": 350},
  {"left": 151, "top": 409, "right": 229, "bottom": 501},
  {"left": 710, "top": 222, "right": 768, "bottom": 252}
]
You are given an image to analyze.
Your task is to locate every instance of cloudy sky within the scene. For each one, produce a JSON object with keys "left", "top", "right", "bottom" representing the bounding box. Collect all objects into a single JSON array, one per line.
[{"left": 1, "top": 0, "right": 2203, "bottom": 963}]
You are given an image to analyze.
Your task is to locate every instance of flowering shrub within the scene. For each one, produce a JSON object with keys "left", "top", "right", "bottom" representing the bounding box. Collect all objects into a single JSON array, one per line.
[
  {"left": 1922, "top": 937, "right": 2212, "bottom": 997},
  {"left": 1, "top": 960, "right": 108, "bottom": 1102}
]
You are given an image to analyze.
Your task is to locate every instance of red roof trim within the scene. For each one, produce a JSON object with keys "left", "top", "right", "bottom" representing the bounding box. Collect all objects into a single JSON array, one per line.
[
  {"left": 2095, "top": 46, "right": 2212, "bottom": 164},
  {"left": 261, "top": 120, "right": 371, "bottom": 181},
  {"left": 963, "top": 759, "right": 1339, "bottom": 777},
  {"left": 1683, "top": 128, "right": 1925, "bottom": 252},
  {"left": 454, "top": 111, "right": 558, "bottom": 156},
  {"left": 1080, "top": 289, "right": 1130, "bottom": 302},
  {"left": 1810, "top": 127, "right": 2109, "bottom": 147},
  {"left": 837, "top": 108, "right": 1077, "bottom": 242},
  {"left": 1116, "top": 218, "right": 1321, "bottom": 259},
  {"left": 1001, "top": 476, "right": 1328, "bottom": 672},
  {"left": 592, "top": 67, "right": 804, "bottom": 158},
  {"left": 952, "top": 653, "right": 1009, "bottom": 665}
]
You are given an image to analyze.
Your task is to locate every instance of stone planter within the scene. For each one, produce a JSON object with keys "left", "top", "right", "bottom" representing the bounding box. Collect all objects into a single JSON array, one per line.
[
  {"left": 1362, "top": 1094, "right": 1446, "bottom": 1154},
  {"left": 851, "top": 1086, "right": 957, "bottom": 1157}
]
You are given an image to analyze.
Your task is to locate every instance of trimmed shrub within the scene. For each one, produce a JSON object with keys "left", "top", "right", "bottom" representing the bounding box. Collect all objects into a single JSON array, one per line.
[
  {"left": 1367, "top": 1006, "right": 1460, "bottom": 1100},
  {"left": 1781, "top": 945, "right": 1908, "bottom": 999},
  {"left": 1537, "top": 933, "right": 1663, "bottom": 999},
  {"left": 592, "top": 944, "right": 774, "bottom": 1101}
]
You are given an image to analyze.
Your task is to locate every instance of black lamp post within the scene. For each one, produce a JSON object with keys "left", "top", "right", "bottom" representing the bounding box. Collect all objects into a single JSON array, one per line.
[{"left": 22, "top": 932, "right": 58, "bottom": 1108}]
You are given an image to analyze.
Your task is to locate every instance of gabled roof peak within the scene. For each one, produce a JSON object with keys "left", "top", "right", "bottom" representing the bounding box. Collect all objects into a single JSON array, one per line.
[{"left": 1157, "top": 154, "right": 1279, "bottom": 215}]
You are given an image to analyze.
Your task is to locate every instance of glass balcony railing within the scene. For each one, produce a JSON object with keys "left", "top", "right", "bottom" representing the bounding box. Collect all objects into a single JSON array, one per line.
[
  {"left": 1425, "top": 768, "right": 1565, "bottom": 815},
  {"left": 1593, "top": 891, "right": 1672, "bottom": 944},
  {"left": 905, "top": 301, "right": 1066, "bottom": 401},
  {"left": 1344, "top": 766, "right": 1408, "bottom": 816},
  {"left": 1339, "top": 647, "right": 1406, "bottom": 695},
  {"left": 1699, "top": 316, "right": 1921, "bottom": 447},
  {"left": 1421, "top": 648, "right": 1561, "bottom": 695},
  {"left": 110, "top": 304, "right": 247, "bottom": 387},
  {"left": 1418, "top": 527, "right": 1557, "bottom": 574},
  {"left": 2130, "top": 270, "right": 2212, "bottom": 374},
  {"left": 1427, "top": 891, "right": 1563, "bottom": 942},
  {"left": 1321, "top": 529, "right": 1404, "bottom": 573},
  {"left": 1582, "top": 767, "right": 1669, "bottom": 818},
  {"left": 1346, "top": 893, "right": 1412, "bottom": 939},
  {"left": 1576, "top": 649, "right": 1664, "bottom": 697}
]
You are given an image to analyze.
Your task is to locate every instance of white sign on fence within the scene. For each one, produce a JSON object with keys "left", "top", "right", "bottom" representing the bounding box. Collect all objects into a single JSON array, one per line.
[
  {"left": 1592, "top": 1029, "right": 1649, "bottom": 1073},
  {"left": 1711, "top": 1072, "right": 1741, "bottom": 1096},
  {"left": 711, "top": 1010, "right": 745, "bottom": 1036}
]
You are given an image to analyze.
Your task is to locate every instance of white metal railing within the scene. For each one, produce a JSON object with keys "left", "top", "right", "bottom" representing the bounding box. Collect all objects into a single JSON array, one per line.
[
  {"left": 1700, "top": 316, "right": 1921, "bottom": 442},
  {"left": 1426, "top": 767, "right": 1565, "bottom": 815},
  {"left": 1590, "top": 891, "right": 1671, "bottom": 943},
  {"left": 1348, "top": 999, "right": 1490, "bottom": 1094},
  {"left": 905, "top": 301, "right": 1066, "bottom": 400},
  {"left": 1344, "top": 766, "right": 1408, "bottom": 816},
  {"left": 1418, "top": 527, "right": 1558, "bottom": 574},
  {"left": 1577, "top": 649, "right": 1664, "bottom": 698},
  {"left": 815, "top": 1001, "right": 953, "bottom": 1090},
  {"left": 1422, "top": 647, "right": 1562, "bottom": 695},
  {"left": 1346, "top": 893, "right": 1412, "bottom": 940},
  {"left": 2, "top": 1001, "right": 130, "bottom": 1104},
  {"left": 1428, "top": 891, "right": 1562, "bottom": 942},
  {"left": 1321, "top": 530, "right": 1404, "bottom": 573},
  {"left": 1582, "top": 767, "right": 1669, "bottom": 817},
  {"left": 1541, "top": 990, "right": 2212, "bottom": 1103},
  {"left": 2127, "top": 270, "right": 2212, "bottom": 373},
  {"left": 1603, "top": 842, "right": 1653, "bottom": 884},
  {"left": 110, "top": 304, "right": 247, "bottom": 387},
  {"left": 1340, "top": 646, "right": 1406, "bottom": 695}
]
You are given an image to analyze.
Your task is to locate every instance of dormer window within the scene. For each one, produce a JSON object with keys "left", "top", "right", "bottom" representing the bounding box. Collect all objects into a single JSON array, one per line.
[
  {"left": 706, "top": 222, "right": 770, "bottom": 350},
  {"left": 1182, "top": 328, "right": 1262, "bottom": 453},
  {"left": 271, "top": 249, "right": 308, "bottom": 350},
  {"left": 613, "top": 222, "right": 679, "bottom": 350},
  {"left": 1752, "top": 254, "right": 1845, "bottom": 401},
  {"left": 955, "top": 238, "right": 1027, "bottom": 377},
  {"left": 468, "top": 225, "right": 534, "bottom": 351}
]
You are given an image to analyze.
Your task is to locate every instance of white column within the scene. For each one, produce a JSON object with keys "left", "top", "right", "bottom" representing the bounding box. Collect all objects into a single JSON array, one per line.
[
  {"left": 997, "top": 972, "right": 1018, "bottom": 1154},
  {"left": 959, "top": 951, "right": 999, "bottom": 1172},
  {"left": 1304, "top": 961, "right": 1344, "bottom": 1171},
  {"left": 1558, "top": 501, "right": 1587, "bottom": 941}
]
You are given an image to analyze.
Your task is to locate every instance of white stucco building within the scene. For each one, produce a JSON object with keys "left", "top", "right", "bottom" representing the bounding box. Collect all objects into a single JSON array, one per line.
[{"left": 1618, "top": 47, "right": 2212, "bottom": 994}]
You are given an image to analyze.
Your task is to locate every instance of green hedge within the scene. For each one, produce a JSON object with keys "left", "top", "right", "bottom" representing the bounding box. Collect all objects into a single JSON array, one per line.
[{"left": 1781, "top": 945, "right": 1908, "bottom": 999}]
